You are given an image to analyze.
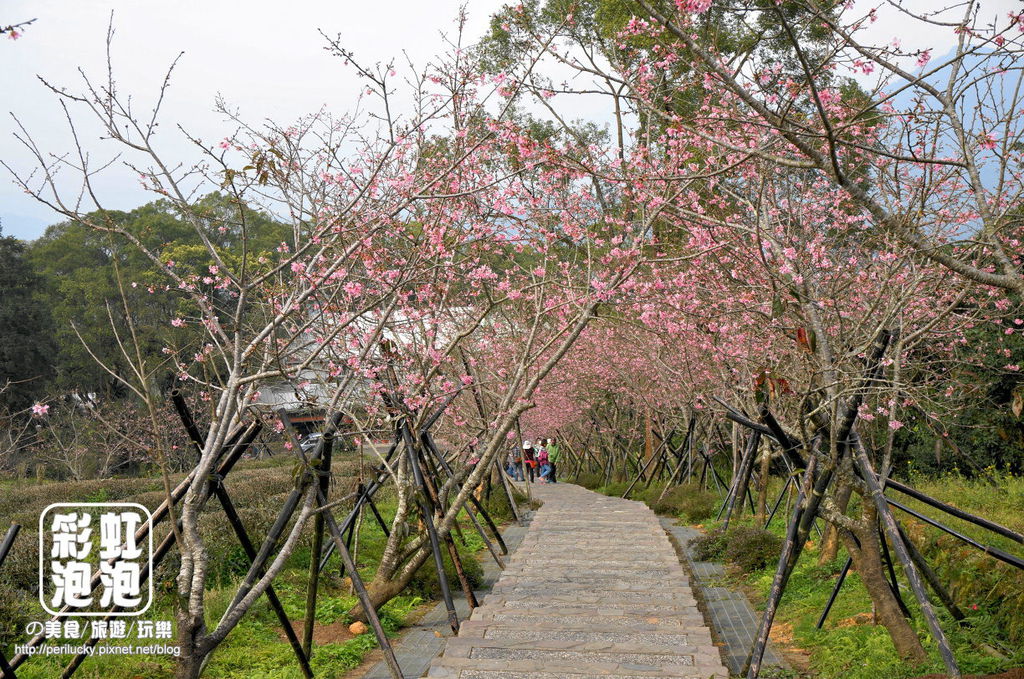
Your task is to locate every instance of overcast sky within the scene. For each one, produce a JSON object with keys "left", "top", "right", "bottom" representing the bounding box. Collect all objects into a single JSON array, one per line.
[
  {"left": 1, "top": 0, "right": 1018, "bottom": 241},
  {"left": 0, "top": 0, "right": 508, "bottom": 240}
]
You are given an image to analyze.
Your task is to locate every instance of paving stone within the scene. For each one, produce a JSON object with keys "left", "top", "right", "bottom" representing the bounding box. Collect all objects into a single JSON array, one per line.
[
  {"left": 659, "top": 518, "right": 789, "bottom": 674},
  {"left": 494, "top": 598, "right": 699, "bottom": 612},
  {"left": 483, "top": 592, "right": 699, "bottom": 607},
  {"left": 442, "top": 633, "right": 703, "bottom": 655},
  {"left": 432, "top": 671, "right": 710, "bottom": 679},
  {"left": 426, "top": 655, "right": 724, "bottom": 678},
  {"left": 464, "top": 647, "right": 698, "bottom": 666},
  {"left": 420, "top": 484, "right": 728, "bottom": 678},
  {"left": 359, "top": 517, "right": 531, "bottom": 679},
  {"left": 468, "top": 626, "right": 696, "bottom": 647}
]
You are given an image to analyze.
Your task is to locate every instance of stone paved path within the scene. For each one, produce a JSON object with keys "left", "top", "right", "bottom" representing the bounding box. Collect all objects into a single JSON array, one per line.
[
  {"left": 662, "top": 521, "right": 787, "bottom": 674},
  {"left": 361, "top": 514, "right": 532, "bottom": 679},
  {"left": 659, "top": 520, "right": 786, "bottom": 675},
  {"left": 425, "top": 484, "right": 729, "bottom": 678}
]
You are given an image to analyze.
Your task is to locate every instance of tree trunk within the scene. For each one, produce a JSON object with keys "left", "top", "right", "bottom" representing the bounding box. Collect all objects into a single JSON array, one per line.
[
  {"left": 840, "top": 524, "right": 927, "bottom": 663},
  {"left": 174, "top": 605, "right": 206, "bottom": 679},
  {"left": 347, "top": 550, "right": 433, "bottom": 622},
  {"left": 819, "top": 478, "right": 854, "bottom": 564}
]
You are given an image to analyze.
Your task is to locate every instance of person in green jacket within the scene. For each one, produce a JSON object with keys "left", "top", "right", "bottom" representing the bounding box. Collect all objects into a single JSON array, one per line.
[{"left": 546, "top": 438, "right": 560, "bottom": 483}]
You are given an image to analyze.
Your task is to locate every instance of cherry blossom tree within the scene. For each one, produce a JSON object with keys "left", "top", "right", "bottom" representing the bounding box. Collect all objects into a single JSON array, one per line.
[
  {"left": 6, "top": 16, "right": 667, "bottom": 676},
  {"left": 486, "top": 2, "right": 1022, "bottom": 667},
  {"left": 10, "top": 3, "right": 1024, "bottom": 676}
]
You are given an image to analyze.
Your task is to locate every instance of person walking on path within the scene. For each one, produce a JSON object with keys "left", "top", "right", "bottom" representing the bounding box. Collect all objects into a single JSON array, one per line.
[
  {"left": 537, "top": 446, "right": 551, "bottom": 483},
  {"left": 506, "top": 448, "right": 523, "bottom": 481},
  {"left": 546, "top": 437, "right": 560, "bottom": 483},
  {"left": 521, "top": 440, "right": 536, "bottom": 483}
]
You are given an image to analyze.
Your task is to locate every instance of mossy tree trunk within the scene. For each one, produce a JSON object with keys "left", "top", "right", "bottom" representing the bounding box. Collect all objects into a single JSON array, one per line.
[
  {"left": 835, "top": 507, "right": 928, "bottom": 664},
  {"left": 820, "top": 475, "right": 854, "bottom": 564}
]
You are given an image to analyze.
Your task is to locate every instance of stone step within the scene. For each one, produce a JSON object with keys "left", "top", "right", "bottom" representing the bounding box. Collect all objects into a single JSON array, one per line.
[
  {"left": 468, "top": 609, "right": 708, "bottom": 629},
  {"left": 469, "top": 602, "right": 707, "bottom": 619},
  {"left": 511, "top": 548, "right": 669, "bottom": 553},
  {"left": 471, "top": 602, "right": 704, "bottom": 618},
  {"left": 484, "top": 589, "right": 696, "bottom": 602},
  {"left": 516, "top": 540, "right": 667, "bottom": 544},
  {"left": 423, "top": 484, "right": 727, "bottom": 679},
  {"left": 426, "top": 655, "right": 727, "bottom": 678},
  {"left": 486, "top": 584, "right": 697, "bottom": 598},
  {"left": 522, "top": 532, "right": 661, "bottom": 535},
  {"left": 442, "top": 640, "right": 714, "bottom": 665},
  {"left": 510, "top": 548, "right": 667, "bottom": 555},
  {"left": 519, "top": 524, "right": 662, "bottom": 529},
  {"left": 491, "top": 577, "right": 692, "bottom": 585},
  {"left": 522, "top": 521, "right": 657, "bottom": 524},
  {"left": 501, "top": 561, "right": 681, "bottom": 572},
  {"left": 488, "top": 575, "right": 692, "bottom": 589},
  {"left": 516, "top": 527, "right": 662, "bottom": 533},
  {"left": 455, "top": 621, "right": 715, "bottom": 646},
  {"left": 442, "top": 634, "right": 708, "bottom": 657},
  {"left": 480, "top": 591, "right": 699, "bottom": 606},
  {"left": 507, "top": 550, "right": 676, "bottom": 560},
  {"left": 507, "top": 551, "right": 669, "bottom": 559},
  {"left": 522, "top": 523, "right": 660, "bottom": 527},
  {"left": 512, "top": 551, "right": 670, "bottom": 558},
  {"left": 499, "top": 565, "right": 684, "bottom": 577},
  {"left": 513, "top": 540, "right": 667, "bottom": 548},
  {"left": 482, "top": 597, "right": 700, "bottom": 612}
]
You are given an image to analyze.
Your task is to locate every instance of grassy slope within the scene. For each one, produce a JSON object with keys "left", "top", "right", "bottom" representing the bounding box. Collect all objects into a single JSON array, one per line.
[{"left": 1, "top": 455, "right": 503, "bottom": 679}]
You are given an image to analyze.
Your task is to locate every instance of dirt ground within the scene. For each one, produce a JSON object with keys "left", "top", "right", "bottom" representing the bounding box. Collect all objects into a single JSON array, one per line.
[
  {"left": 280, "top": 619, "right": 357, "bottom": 645},
  {"left": 307, "top": 598, "right": 438, "bottom": 679}
]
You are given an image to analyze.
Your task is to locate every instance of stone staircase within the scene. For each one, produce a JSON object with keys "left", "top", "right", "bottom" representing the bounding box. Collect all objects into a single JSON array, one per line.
[{"left": 425, "top": 483, "right": 729, "bottom": 678}]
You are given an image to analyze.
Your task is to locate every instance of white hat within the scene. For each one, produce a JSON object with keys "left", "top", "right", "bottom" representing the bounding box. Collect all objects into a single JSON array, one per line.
[{"left": 522, "top": 440, "right": 532, "bottom": 449}]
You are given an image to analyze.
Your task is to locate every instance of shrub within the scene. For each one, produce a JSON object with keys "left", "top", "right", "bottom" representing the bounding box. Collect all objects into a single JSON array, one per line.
[
  {"left": 597, "top": 481, "right": 632, "bottom": 497},
  {"left": 688, "top": 525, "right": 783, "bottom": 572},
  {"left": 723, "top": 526, "right": 783, "bottom": 573},
  {"left": 573, "top": 471, "right": 603, "bottom": 489},
  {"left": 406, "top": 545, "right": 483, "bottom": 599},
  {"left": 482, "top": 482, "right": 531, "bottom": 521},
  {"left": 0, "top": 578, "right": 32, "bottom": 650},
  {"left": 648, "top": 484, "right": 718, "bottom": 522},
  {"left": 689, "top": 527, "right": 729, "bottom": 561},
  {"left": 510, "top": 486, "right": 542, "bottom": 511}
]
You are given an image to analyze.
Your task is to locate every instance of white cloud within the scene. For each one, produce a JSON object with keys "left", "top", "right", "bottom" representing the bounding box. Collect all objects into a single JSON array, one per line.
[{"left": 851, "top": 0, "right": 1019, "bottom": 56}]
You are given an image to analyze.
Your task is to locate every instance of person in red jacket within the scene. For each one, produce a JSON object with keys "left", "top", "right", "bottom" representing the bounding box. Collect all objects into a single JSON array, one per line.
[
  {"left": 521, "top": 440, "right": 536, "bottom": 483},
  {"left": 537, "top": 446, "right": 551, "bottom": 483}
]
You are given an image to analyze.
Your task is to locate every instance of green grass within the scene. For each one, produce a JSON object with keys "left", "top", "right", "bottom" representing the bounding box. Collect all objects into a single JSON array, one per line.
[
  {"left": 589, "top": 466, "right": 1024, "bottom": 678},
  {"left": 2, "top": 454, "right": 496, "bottom": 678},
  {"left": 723, "top": 473, "right": 1024, "bottom": 679}
]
